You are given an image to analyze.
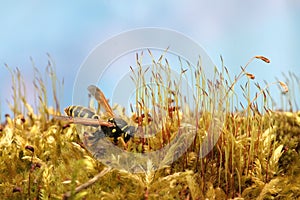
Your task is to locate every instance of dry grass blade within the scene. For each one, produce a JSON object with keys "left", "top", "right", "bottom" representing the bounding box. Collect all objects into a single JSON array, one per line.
[
  {"left": 63, "top": 167, "right": 112, "bottom": 199},
  {"left": 87, "top": 85, "right": 114, "bottom": 117}
]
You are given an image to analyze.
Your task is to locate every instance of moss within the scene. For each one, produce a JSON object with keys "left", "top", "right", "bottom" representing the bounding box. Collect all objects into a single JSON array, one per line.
[{"left": 1, "top": 54, "right": 299, "bottom": 199}]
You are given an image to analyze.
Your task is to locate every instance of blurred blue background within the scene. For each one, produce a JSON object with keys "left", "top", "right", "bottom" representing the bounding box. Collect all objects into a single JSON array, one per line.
[{"left": 0, "top": 1, "right": 299, "bottom": 116}]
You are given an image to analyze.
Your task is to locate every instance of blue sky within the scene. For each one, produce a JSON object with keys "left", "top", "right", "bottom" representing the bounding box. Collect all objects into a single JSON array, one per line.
[{"left": 0, "top": 1, "right": 299, "bottom": 115}]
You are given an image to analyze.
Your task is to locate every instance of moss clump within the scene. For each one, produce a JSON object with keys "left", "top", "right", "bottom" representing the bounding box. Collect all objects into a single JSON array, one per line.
[{"left": 1, "top": 54, "right": 299, "bottom": 199}]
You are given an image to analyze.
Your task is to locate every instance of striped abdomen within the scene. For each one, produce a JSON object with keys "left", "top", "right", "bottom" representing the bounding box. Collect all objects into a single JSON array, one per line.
[{"left": 64, "top": 106, "right": 100, "bottom": 119}]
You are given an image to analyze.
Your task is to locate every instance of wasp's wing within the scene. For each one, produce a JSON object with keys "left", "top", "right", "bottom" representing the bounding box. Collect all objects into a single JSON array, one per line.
[{"left": 87, "top": 85, "right": 115, "bottom": 117}]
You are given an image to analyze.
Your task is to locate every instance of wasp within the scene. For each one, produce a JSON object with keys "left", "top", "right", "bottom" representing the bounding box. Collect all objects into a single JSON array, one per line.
[{"left": 57, "top": 85, "right": 136, "bottom": 145}]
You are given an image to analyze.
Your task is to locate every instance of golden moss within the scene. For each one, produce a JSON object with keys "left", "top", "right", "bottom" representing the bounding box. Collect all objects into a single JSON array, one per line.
[{"left": 0, "top": 54, "right": 299, "bottom": 199}]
